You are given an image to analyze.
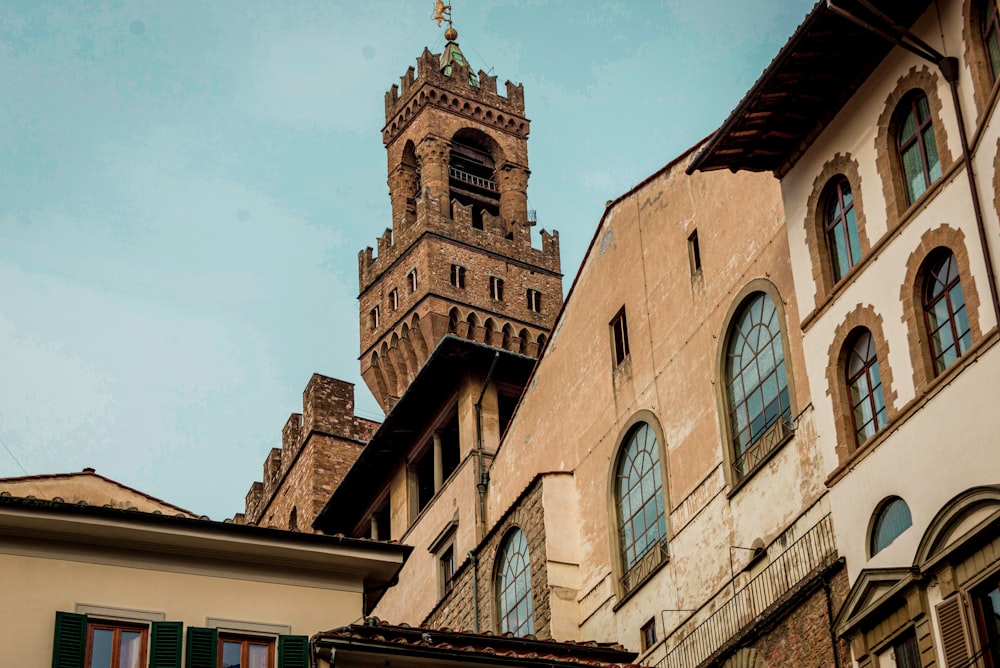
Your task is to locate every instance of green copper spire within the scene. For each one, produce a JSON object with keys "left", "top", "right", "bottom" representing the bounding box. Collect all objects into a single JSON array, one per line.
[{"left": 440, "top": 40, "right": 479, "bottom": 87}]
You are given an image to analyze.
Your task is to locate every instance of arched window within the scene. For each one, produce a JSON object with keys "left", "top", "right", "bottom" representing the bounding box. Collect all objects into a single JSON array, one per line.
[
  {"left": 289, "top": 507, "right": 298, "bottom": 532},
  {"left": 448, "top": 308, "right": 460, "bottom": 333},
  {"left": 824, "top": 177, "right": 861, "bottom": 281},
  {"left": 615, "top": 422, "right": 667, "bottom": 592},
  {"left": 870, "top": 496, "right": 912, "bottom": 556},
  {"left": 502, "top": 324, "right": 514, "bottom": 350},
  {"left": 484, "top": 319, "right": 496, "bottom": 346},
  {"left": 897, "top": 92, "right": 942, "bottom": 204},
  {"left": 495, "top": 528, "right": 533, "bottom": 636},
  {"left": 983, "top": 0, "right": 1000, "bottom": 81},
  {"left": 845, "top": 330, "right": 887, "bottom": 446},
  {"left": 923, "top": 249, "right": 972, "bottom": 374},
  {"left": 725, "top": 292, "right": 792, "bottom": 480}
]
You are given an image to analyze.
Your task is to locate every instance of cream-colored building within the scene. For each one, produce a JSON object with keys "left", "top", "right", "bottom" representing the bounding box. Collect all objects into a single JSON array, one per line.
[
  {"left": 0, "top": 472, "right": 409, "bottom": 668},
  {"left": 691, "top": 0, "right": 1000, "bottom": 665},
  {"left": 313, "top": 31, "right": 850, "bottom": 664}
]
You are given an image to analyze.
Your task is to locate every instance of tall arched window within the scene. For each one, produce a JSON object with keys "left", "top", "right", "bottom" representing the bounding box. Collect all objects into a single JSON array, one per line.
[
  {"left": 897, "top": 92, "right": 942, "bottom": 204},
  {"left": 824, "top": 177, "right": 862, "bottom": 281},
  {"left": 983, "top": 0, "right": 1000, "bottom": 81},
  {"left": 725, "top": 292, "right": 792, "bottom": 480},
  {"left": 870, "top": 496, "right": 912, "bottom": 556},
  {"left": 923, "top": 249, "right": 972, "bottom": 375},
  {"left": 845, "top": 330, "right": 887, "bottom": 446},
  {"left": 495, "top": 528, "right": 533, "bottom": 636},
  {"left": 615, "top": 422, "right": 667, "bottom": 592}
]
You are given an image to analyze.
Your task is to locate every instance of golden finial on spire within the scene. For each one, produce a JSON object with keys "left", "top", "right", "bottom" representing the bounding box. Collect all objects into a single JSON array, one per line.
[{"left": 432, "top": 1, "right": 458, "bottom": 40}]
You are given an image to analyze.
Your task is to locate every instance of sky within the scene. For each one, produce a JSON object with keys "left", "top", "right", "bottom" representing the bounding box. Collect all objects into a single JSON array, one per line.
[{"left": 0, "top": 0, "right": 815, "bottom": 520}]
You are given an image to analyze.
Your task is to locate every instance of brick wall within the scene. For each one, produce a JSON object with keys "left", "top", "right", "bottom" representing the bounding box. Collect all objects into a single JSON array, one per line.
[
  {"left": 424, "top": 477, "right": 551, "bottom": 638},
  {"left": 357, "top": 44, "right": 563, "bottom": 411},
  {"left": 729, "top": 567, "right": 851, "bottom": 668},
  {"left": 237, "top": 374, "right": 379, "bottom": 531}
]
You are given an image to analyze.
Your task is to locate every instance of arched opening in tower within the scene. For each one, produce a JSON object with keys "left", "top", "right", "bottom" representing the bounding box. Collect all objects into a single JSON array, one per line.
[
  {"left": 401, "top": 141, "right": 420, "bottom": 225},
  {"left": 449, "top": 129, "right": 501, "bottom": 230}
]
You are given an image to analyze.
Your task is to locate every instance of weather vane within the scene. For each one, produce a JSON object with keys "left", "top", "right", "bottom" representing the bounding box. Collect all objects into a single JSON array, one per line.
[{"left": 432, "top": 1, "right": 458, "bottom": 41}]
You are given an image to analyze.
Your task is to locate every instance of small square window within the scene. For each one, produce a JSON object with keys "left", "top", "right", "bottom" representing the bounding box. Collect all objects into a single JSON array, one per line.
[
  {"left": 490, "top": 276, "right": 505, "bottom": 301},
  {"left": 408, "top": 269, "right": 418, "bottom": 293},
  {"left": 526, "top": 289, "right": 541, "bottom": 313},
  {"left": 439, "top": 545, "right": 456, "bottom": 596},
  {"left": 389, "top": 288, "right": 399, "bottom": 311},
  {"left": 369, "top": 305, "right": 380, "bottom": 330},
  {"left": 450, "top": 265, "right": 466, "bottom": 289},
  {"left": 640, "top": 617, "right": 657, "bottom": 652},
  {"left": 688, "top": 229, "right": 702, "bottom": 274},
  {"left": 611, "top": 308, "right": 630, "bottom": 366}
]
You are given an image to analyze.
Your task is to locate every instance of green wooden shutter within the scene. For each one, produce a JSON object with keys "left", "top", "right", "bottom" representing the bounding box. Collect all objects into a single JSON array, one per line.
[
  {"left": 149, "top": 621, "right": 183, "bottom": 668},
  {"left": 52, "top": 612, "right": 87, "bottom": 668},
  {"left": 277, "top": 635, "right": 309, "bottom": 668},
  {"left": 185, "top": 627, "right": 217, "bottom": 668}
]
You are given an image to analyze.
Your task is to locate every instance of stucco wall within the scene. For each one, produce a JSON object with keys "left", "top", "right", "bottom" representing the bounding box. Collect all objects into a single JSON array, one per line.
[
  {"left": 0, "top": 551, "right": 362, "bottom": 666},
  {"left": 778, "top": 0, "right": 1000, "bottom": 586},
  {"left": 482, "top": 153, "right": 829, "bottom": 653}
]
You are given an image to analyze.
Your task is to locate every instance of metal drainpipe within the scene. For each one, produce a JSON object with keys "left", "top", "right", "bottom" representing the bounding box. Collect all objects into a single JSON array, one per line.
[
  {"left": 826, "top": 0, "right": 1000, "bottom": 325},
  {"left": 940, "top": 57, "right": 1000, "bottom": 325},
  {"left": 469, "top": 549, "right": 481, "bottom": 632},
  {"left": 475, "top": 351, "right": 500, "bottom": 542}
]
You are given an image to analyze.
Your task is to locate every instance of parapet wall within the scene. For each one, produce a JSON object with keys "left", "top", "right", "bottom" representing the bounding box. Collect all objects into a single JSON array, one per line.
[
  {"left": 359, "top": 191, "right": 560, "bottom": 292},
  {"left": 239, "top": 374, "right": 380, "bottom": 528},
  {"left": 384, "top": 47, "right": 526, "bottom": 146}
]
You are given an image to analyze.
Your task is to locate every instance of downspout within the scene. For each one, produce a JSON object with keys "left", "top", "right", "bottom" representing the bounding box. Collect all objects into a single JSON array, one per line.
[
  {"left": 469, "top": 549, "right": 481, "bottom": 632},
  {"left": 475, "top": 351, "right": 500, "bottom": 542},
  {"left": 939, "top": 57, "right": 1000, "bottom": 325},
  {"left": 826, "top": 0, "right": 1000, "bottom": 325}
]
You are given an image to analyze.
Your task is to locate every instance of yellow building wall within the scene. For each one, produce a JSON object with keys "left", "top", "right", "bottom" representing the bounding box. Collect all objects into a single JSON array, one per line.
[{"left": 0, "top": 551, "right": 362, "bottom": 666}]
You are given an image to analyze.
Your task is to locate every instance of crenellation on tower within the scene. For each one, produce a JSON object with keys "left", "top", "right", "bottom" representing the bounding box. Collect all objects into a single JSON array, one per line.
[
  {"left": 236, "top": 375, "right": 379, "bottom": 530},
  {"left": 360, "top": 36, "right": 562, "bottom": 411}
]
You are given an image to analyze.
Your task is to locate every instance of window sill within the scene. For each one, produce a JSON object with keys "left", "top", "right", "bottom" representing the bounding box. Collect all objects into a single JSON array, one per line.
[
  {"left": 800, "top": 158, "right": 963, "bottom": 332},
  {"left": 726, "top": 426, "right": 795, "bottom": 499},
  {"left": 825, "top": 326, "right": 999, "bottom": 487},
  {"left": 612, "top": 549, "right": 670, "bottom": 612}
]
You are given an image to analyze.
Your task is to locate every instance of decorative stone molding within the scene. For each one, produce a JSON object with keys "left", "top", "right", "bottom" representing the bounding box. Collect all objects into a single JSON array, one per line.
[
  {"left": 825, "top": 305, "right": 897, "bottom": 465},
  {"left": 804, "top": 153, "right": 872, "bottom": 308},
  {"left": 874, "top": 66, "right": 955, "bottom": 231},
  {"left": 962, "top": 0, "right": 999, "bottom": 120},
  {"left": 898, "top": 225, "right": 982, "bottom": 392}
]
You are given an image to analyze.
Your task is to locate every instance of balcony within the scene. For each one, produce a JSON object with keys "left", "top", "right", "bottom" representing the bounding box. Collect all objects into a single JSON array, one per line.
[
  {"left": 449, "top": 167, "right": 498, "bottom": 193},
  {"left": 655, "top": 514, "right": 837, "bottom": 668}
]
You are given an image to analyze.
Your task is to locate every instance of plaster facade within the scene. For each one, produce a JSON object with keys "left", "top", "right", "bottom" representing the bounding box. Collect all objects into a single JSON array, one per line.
[{"left": 697, "top": 1, "right": 1000, "bottom": 666}]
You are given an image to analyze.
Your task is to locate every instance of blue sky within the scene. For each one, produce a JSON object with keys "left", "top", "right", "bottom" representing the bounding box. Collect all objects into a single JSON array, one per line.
[{"left": 1, "top": 0, "right": 814, "bottom": 519}]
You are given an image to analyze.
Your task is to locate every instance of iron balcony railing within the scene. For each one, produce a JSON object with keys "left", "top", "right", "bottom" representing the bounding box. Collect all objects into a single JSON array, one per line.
[
  {"left": 656, "top": 514, "right": 837, "bottom": 668},
  {"left": 731, "top": 416, "right": 793, "bottom": 483},
  {"left": 620, "top": 539, "right": 668, "bottom": 593},
  {"left": 449, "top": 167, "right": 498, "bottom": 192}
]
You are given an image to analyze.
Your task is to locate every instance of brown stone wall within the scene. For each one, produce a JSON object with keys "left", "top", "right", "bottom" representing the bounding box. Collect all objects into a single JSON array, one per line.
[
  {"left": 424, "top": 477, "right": 551, "bottom": 639},
  {"left": 238, "top": 374, "right": 378, "bottom": 531},
  {"left": 358, "top": 45, "right": 562, "bottom": 410},
  {"left": 742, "top": 567, "right": 851, "bottom": 668}
]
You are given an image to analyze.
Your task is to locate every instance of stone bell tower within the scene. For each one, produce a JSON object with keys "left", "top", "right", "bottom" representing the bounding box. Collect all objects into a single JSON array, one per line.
[{"left": 358, "top": 29, "right": 562, "bottom": 412}]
